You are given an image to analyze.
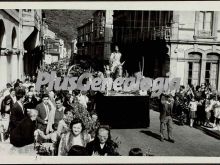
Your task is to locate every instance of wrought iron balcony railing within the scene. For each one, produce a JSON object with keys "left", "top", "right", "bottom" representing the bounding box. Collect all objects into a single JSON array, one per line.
[{"left": 151, "top": 26, "right": 172, "bottom": 40}]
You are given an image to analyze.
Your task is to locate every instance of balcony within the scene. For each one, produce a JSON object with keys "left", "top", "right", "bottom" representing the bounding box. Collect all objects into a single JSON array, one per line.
[
  {"left": 151, "top": 26, "right": 172, "bottom": 40},
  {"left": 197, "top": 30, "right": 214, "bottom": 39}
]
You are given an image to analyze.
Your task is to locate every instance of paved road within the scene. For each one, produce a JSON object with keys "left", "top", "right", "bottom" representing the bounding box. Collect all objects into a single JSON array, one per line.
[
  {"left": 0, "top": 110, "right": 219, "bottom": 157},
  {"left": 111, "top": 110, "right": 220, "bottom": 156}
]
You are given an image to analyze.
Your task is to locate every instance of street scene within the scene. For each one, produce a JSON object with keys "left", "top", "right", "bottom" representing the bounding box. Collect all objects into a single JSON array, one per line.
[{"left": 0, "top": 9, "right": 220, "bottom": 157}]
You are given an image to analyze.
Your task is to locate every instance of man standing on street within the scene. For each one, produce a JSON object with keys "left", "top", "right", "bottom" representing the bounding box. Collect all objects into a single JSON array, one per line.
[
  {"left": 159, "top": 93, "right": 175, "bottom": 143},
  {"left": 9, "top": 89, "right": 26, "bottom": 133}
]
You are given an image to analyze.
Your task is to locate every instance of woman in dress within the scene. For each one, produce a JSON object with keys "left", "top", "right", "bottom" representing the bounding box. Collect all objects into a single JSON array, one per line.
[
  {"left": 58, "top": 118, "right": 91, "bottom": 156},
  {"left": 188, "top": 97, "right": 198, "bottom": 127}
]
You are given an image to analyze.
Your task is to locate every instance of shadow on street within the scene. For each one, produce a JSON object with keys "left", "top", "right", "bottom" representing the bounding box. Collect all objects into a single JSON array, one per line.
[
  {"left": 194, "top": 126, "right": 220, "bottom": 140},
  {"left": 140, "top": 130, "right": 161, "bottom": 141}
]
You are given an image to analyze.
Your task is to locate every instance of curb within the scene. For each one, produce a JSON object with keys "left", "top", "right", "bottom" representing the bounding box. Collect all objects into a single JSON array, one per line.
[{"left": 196, "top": 126, "right": 220, "bottom": 140}]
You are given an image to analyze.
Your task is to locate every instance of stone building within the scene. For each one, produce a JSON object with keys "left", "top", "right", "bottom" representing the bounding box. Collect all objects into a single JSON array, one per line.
[
  {"left": 113, "top": 10, "right": 172, "bottom": 77},
  {"left": 93, "top": 10, "right": 113, "bottom": 64},
  {"left": 43, "top": 29, "right": 67, "bottom": 64},
  {"left": 77, "top": 19, "right": 93, "bottom": 57},
  {"left": 22, "top": 9, "right": 43, "bottom": 77},
  {"left": 170, "top": 11, "right": 220, "bottom": 90},
  {"left": 77, "top": 10, "right": 113, "bottom": 70},
  {"left": 0, "top": 9, "right": 43, "bottom": 91},
  {"left": 0, "top": 10, "right": 23, "bottom": 91},
  {"left": 113, "top": 10, "right": 220, "bottom": 90}
]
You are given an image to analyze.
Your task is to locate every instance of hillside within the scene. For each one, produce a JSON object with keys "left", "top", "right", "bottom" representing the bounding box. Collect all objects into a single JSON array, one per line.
[{"left": 43, "top": 10, "right": 94, "bottom": 49}]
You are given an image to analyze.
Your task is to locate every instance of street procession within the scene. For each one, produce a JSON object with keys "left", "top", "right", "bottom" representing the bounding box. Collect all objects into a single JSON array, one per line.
[{"left": 0, "top": 9, "right": 220, "bottom": 157}]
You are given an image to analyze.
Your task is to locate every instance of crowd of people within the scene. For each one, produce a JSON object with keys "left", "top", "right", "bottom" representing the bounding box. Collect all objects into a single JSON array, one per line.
[
  {"left": 171, "top": 84, "right": 220, "bottom": 130},
  {"left": 0, "top": 55, "right": 220, "bottom": 155},
  {"left": 0, "top": 73, "right": 123, "bottom": 156},
  {"left": 0, "top": 66, "right": 156, "bottom": 156}
]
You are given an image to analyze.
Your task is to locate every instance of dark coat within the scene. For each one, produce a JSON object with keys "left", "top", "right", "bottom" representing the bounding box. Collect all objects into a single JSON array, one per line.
[
  {"left": 86, "top": 140, "right": 119, "bottom": 156},
  {"left": 9, "top": 102, "right": 27, "bottom": 132},
  {"left": 159, "top": 95, "right": 174, "bottom": 122},
  {"left": 23, "top": 96, "right": 38, "bottom": 110},
  {"left": 10, "top": 117, "right": 36, "bottom": 147},
  {"left": 35, "top": 102, "right": 52, "bottom": 132},
  {"left": 36, "top": 102, "right": 51, "bottom": 124}
]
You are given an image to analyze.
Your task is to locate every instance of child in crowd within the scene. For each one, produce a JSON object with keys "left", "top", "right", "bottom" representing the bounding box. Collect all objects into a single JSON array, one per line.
[{"left": 188, "top": 97, "right": 198, "bottom": 127}]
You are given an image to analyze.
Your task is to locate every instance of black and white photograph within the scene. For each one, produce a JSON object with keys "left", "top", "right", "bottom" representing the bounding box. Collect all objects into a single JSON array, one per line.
[{"left": 0, "top": 1, "right": 220, "bottom": 163}]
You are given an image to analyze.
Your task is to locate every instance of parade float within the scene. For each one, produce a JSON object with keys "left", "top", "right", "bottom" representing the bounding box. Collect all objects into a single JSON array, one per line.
[{"left": 37, "top": 57, "right": 179, "bottom": 129}]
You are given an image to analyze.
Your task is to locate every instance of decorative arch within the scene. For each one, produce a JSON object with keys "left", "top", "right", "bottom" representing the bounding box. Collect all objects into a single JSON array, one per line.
[
  {"left": 0, "top": 19, "right": 6, "bottom": 49},
  {"left": 184, "top": 48, "right": 204, "bottom": 87},
  {"left": 205, "top": 49, "right": 220, "bottom": 56},
  {"left": 184, "top": 48, "right": 205, "bottom": 58},
  {"left": 11, "top": 27, "right": 17, "bottom": 49},
  {"left": 204, "top": 50, "right": 220, "bottom": 90}
]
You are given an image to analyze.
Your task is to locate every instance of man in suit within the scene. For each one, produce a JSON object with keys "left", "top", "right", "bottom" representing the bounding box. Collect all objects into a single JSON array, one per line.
[
  {"left": 10, "top": 109, "right": 38, "bottom": 147},
  {"left": 1, "top": 88, "right": 16, "bottom": 116},
  {"left": 9, "top": 89, "right": 26, "bottom": 133},
  {"left": 159, "top": 93, "right": 175, "bottom": 143},
  {"left": 36, "top": 94, "right": 52, "bottom": 133}
]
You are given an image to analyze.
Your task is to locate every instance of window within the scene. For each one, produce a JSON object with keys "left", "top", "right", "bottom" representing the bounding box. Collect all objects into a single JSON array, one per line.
[
  {"left": 205, "top": 54, "right": 219, "bottom": 89},
  {"left": 198, "top": 11, "right": 214, "bottom": 36},
  {"left": 188, "top": 62, "right": 200, "bottom": 86},
  {"left": 188, "top": 52, "right": 201, "bottom": 86}
]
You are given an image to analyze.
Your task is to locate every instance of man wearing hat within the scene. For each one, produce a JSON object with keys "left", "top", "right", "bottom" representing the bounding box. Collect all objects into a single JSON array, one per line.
[{"left": 159, "top": 93, "right": 175, "bottom": 143}]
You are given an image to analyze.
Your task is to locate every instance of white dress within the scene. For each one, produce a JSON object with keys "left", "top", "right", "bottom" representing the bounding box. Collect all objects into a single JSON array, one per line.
[{"left": 110, "top": 52, "right": 122, "bottom": 72}]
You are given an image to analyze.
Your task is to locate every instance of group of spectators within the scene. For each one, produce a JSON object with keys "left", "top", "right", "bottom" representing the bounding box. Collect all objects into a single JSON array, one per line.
[
  {"left": 2, "top": 60, "right": 220, "bottom": 156},
  {"left": 0, "top": 74, "right": 121, "bottom": 156},
  {"left": 172, "top": 83, "right": 220, "bottom": 130}
]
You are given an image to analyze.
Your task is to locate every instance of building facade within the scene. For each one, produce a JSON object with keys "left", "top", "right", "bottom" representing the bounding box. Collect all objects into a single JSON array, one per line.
[
  {"left": 93, "top": 10, "right": 113, "bottom": 63},
  {"left": 77, "top": 10, "right": 113, "bottom": 70},
  {"left": 22, "top": 9, "right": 43, "bottom": 77},
  {"left": 0, "top": 9, "right": 43, "bottom": 91},
  {"left": 113, "top": 10, "right": 220, "bottom": 90},
  {"left": 0, "top": 9, "right": 23, "bottom": 91},
  {"left": 44, "top": 38, "right": 60, "bottom": 64},
  {"left": 169, "top": 11, "right": 220, "bottom": 90},
  {"left": 77, "top": 19, "right": 94, "bottom": 57},
  {"left": 113, "top": 10, "right": 172, "bottom": 77},
  {"left": 42, "top": 20, "right": 67, "bottom": 65}
]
